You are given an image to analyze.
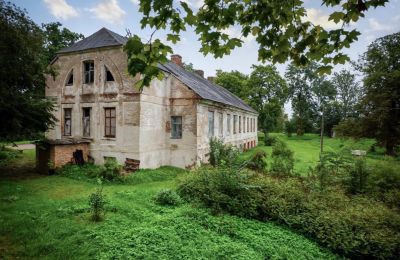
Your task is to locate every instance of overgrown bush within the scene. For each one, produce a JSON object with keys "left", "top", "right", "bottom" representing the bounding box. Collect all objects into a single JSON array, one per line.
[
  {"left": 270, "top": 140, "right": 294, "bottom": 177},
  {"left": 178, "top": 166, "right": 400, "bottom": 259},
  {"left": 0, "top": 146, "right": 21, "bottom": 166},
  {"left": 209, "top": 137, "right": 239, "bottom": 167},
  {"left": 154, "top": 189, "right": 182, "bottom": 206},
  {"left": 88, "top": 181, "right": 106, "bottom": 222},
  {"left": 57, "top": 160, "right": 122, "bottom": 182},
  {"left": 264, "top": 133, "right": 276, "bottom": 146},
  {"left": 347, "top": 157, "right": 369, "bottom": 194},
  {"left": 247, "top": 150, "right": 267, "bottom": 173},
  {"left": 100, "top": 159, "right": 122, "bottom": 180}
]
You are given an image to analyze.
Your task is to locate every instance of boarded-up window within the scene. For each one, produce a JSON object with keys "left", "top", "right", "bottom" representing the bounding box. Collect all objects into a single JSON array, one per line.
[
  {"left": 84, "top": 61, "right": 94, "bottom": 84},
  {"left": 227, "top": 114, "right": 231, "bottom": 136},
  {"left": 233, "top": 115, "right": 237, "bottom": 134},
  {"left": 208, "top": 111, "right": 214, "bottom": 137},
  {"left": 83, "top": 108, "right": 91, "bottom": 137},
  {"left": 105, "top": 66, "right": 114, "bottom": 81},
  {"left": 171, "top": 116, "right": 182, "bottom": 139},
  {"left": 104, "top": 108, "right": 116, "bottom": 137},
  {"left": 239, "top": 116, "right": 241, "bottom": 133},
  {"left": 218, "top": 113, "right": 223, "bottom": 137},
  {"left": 64, "top": 108, "right": 72, "bottom": 136}
]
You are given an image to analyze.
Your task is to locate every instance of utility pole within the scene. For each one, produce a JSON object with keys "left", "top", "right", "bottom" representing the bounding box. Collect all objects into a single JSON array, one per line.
[{"left": 320, "top": 105, "right": 324, "bottom": 157}]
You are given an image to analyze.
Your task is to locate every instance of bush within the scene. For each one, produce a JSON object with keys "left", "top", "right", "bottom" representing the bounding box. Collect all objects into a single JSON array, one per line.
[
  {"left": 270, "top": 140, "right": 294, "bottom": 177},
  {"left": 100, "top": 158, "right": 122, "bottom": 180},
  {"left": 57, "top": 160, "right": 122, "bottom": 182},
  {"left": 178, "top": 166, "right": 400, "bottom": 259},
  {"left": 154, "top": 189, "right": 182, "bottom": 206},
  {"left": 209, "top": 137, "right": 239, "bottom": 167},
  {"left": 0, "top": 146, "right": 21, "bottom": 166},
  {"left": 247, "top": 150, "right": 267, "bottom": 173},
  {"left": 88, "top": 182, "right": 106, "bottom": 222},
  {"left": 264, "top": 133, "right": 276, "bottom": 146},
  {"left": 347, "top": 157, "right": 369, "bottom": 194}
]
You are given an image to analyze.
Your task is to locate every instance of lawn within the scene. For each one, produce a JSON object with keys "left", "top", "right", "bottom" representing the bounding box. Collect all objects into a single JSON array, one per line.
[
  {"left": 0, "top": 149, "right": 337, "bottom": 259},
  {"left": 242, "top": 133, "right": 400, "bottom": 175}
]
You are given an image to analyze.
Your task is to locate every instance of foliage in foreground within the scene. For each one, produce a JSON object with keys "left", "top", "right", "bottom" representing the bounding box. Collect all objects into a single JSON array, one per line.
[
  {"left": 88, "top": 181, "right": 106, "bottom": 222},
  {"left": 154, "top": 189, "right": 182, "bottom": 206},
  {"left": 177, "top": 165, "right": 400, "bottom": 259}
]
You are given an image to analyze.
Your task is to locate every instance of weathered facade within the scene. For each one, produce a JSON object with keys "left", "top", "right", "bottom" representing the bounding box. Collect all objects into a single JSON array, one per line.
[{"left": 45, "top": 28, "right": 258, "bottom": 169}]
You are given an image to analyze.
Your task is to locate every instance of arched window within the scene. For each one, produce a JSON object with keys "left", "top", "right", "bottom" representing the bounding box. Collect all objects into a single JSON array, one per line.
[
  {"left": 65, "top": 70, "right": 73, "bottom": 85},
  {"left": 105, "top": 66, "right": 115, "bottom": 82}
]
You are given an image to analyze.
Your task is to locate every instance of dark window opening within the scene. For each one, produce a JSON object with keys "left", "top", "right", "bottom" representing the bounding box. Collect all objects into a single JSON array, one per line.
[
  {"left": 84, "top": 61, "right": 94, "bottom": 84},
  {"left": 105, "top": 66, "right": 115, "bottom": 82},
  {"left": 171, "top": 116, "right": 182, "bottom": 139},
  {"left": 104, "top": 107, "right": 116, "bottom": 138},
  {"left": 83, "top": 107, "right": 91, "bottom": 137},
  {"left": 64, "top": 108, "right": 72, "bottom": 136},
  {"left": 66, "top": 71, "right": 74, "bottom": 85}
]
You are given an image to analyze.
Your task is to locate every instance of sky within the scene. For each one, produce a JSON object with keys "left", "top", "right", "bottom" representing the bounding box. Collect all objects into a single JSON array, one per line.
[{"left": 11, "top": 0, "right": 400, "bottom": 114}]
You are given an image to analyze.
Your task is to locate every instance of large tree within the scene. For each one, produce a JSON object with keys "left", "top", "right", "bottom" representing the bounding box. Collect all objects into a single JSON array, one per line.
[
  {"left": 357, "top": 32, "right": 400, "bottom": 155},
  {"left": 214, "top": 70, "right": 249, "bottom": 102},
  {"left": 332, "top": 69, "right": 361, "bottom": 118},
  {"left": 124, "top": 0, "right": 389, "bottom": 89}
]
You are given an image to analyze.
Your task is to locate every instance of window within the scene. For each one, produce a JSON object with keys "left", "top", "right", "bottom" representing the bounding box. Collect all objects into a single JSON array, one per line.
[
  {"left": 84, "top": 61, "right": 94, "bottom": 84},
  {"left": 227, "top": 114, "right": 231, "bottom": 136},
  {"left": 247, "top": 117, "right": 249, "bottom": 132},
  {"left": 218, "top": 112, "right": 223, "bottom": 137},
  {"left": 243, "top": 116, "right": 246, "bottom": 133},
  {"left": 208, "top": 111, "right": 214, "bottom": 137},
  {"left": 105, "top": 66, "right": 114, "bottom": 82},
  {"left": 66, "top": 70, "right": 73, "bottom": 85},
  {"left": 171, "top": 116, "right": 182, "bottom": 139},
  {"left": 104, "top": 108, "right": 116, "bottom": 137},
  {"left": 82, "top": 108, "right": 91, "bottom": 137},
  {"left": 233, "top": 115, "right": 237, "bottom": 134},
  {"left": 63, "top": 108, "right": 72, "bottom": 136},
  {"left": 239, "top": 116, "right": 241, "bottom": 133}
]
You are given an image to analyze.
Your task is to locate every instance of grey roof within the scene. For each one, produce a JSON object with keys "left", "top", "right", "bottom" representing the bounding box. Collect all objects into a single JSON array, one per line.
[
  {"left": 57, "top": 28, "right": 256, "bottom": 113},
  {"left": 159, "top": 62, "right": 257, "bottom": 113},
  {"left": 57, "top": 27, "right": 127, "bottom": 54}
]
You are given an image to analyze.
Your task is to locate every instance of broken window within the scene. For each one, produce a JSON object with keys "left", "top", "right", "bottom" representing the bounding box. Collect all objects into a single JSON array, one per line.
[
  {"left": 208, "top": 111, "right": 214, "bottom": 137},
  {"left": 233, "top": 115, "right": 237, "bottom": 134},
  {"left": 104, "top": 107, "right": 116, "bottom": 138},
  {"left": 171, "top": 116, "right": 182, "bottom": 139},
  {"left": 66, "top": 70, "right": 74, "bottom": 85},
  {"left": 105, "top": 66, "right": 115, "bottom": 81},
  {"left": 84, "top": 61, "right": 94, "bottom": 84},
  {"left": 64, "top": 108, "right": 72, "bottom": 136},
  {"left": 82, "top": 107, "right": 91, "bottom": 137},
  {"left": 218, "top": 112, "right": 223, "bottom": 137}
]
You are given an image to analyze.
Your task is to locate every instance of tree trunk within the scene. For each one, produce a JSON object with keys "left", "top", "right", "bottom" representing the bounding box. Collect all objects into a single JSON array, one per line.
[{"left": 385, "top": 142, "right": 396, "bottom": 156}]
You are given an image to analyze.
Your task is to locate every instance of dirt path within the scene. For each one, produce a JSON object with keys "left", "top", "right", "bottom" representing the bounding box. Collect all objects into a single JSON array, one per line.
[{"left": 6, "top": 144, "right": 35, "bottom": 150}]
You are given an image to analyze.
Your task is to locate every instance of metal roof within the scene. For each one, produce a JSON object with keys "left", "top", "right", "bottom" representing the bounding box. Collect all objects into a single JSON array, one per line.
[
  {"left": 57, "top": 28, "right": 257, "bottom": 113},
  {"left": 57, "top": 27, "right": 127, "bottom": 54},
  {"left": 159, "top": 62, "right": 257, "bottom": 113}
]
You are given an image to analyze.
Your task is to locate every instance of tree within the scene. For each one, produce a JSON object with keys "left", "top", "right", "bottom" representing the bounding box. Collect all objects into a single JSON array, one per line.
[
  {"left": 0, "top": 1, "right": 55, "bottom": 141},
  {"left": 215, "top": 70, "right": 249, "bottom": 102},
  {"left": 182, "top": 62, "right": 194, "bottom": 72},
  {"left": 41, "top": 22, "right": 84, "bottom": 64},
  {"left": 125, "top": 0, "right": 388, "bottom": 89},
  {"left": 357, "top": 32, "right": 400, "bottom": 155},
  {"left": 332, "top": 69, "right": 361, "bottom": 118}
]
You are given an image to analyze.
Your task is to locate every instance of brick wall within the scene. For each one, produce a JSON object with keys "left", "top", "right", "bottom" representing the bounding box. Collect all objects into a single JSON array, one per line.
[{"left": 51, "top": 144, "right": 89, "bottom": 168}]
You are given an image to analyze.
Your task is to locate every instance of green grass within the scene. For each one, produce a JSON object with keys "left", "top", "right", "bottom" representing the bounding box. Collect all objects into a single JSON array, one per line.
[
  {"left": 243, "top": 132, "right": 400, "bottom": 175},
  {"left": 0, "top": 149, "right": 337, "bottom": 259}
]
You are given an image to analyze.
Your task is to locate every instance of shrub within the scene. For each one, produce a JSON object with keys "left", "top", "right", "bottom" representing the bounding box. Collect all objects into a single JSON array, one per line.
[
  {"left": 270, "top": 140, "right": 294, "bottom": 177},
  {"left": 347, "top": 157, "right": 369, "bottom": 194},
  {"left": 285, "top": 119, "right": 296, "bottom": 137},
  {"left": 154, "top": 189, "right": 182, "bottom": 206},
  {"left": 247, "top": 150, "right": 267, "bottom": 173},
  {"left": 264, "top": 134, "right": 276, "bottom": 146},
  {"left": 209, "top": 137, "right": 239, "bottom": 167},
  {"left": 100, "top": 159, "right": 122, "bottom": 180},
  {"left": 0, "top": 146, "right": 21, "bottom": 166},
  {"left": 88, "top": 181, "right": 106, "bottom": 222}
]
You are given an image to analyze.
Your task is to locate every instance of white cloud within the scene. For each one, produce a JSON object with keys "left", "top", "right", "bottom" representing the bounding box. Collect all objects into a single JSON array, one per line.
[
  {"left": 221, "top": 26, "right": 254, "bottom": 43},
  {"left": 43, "top": 0, "right": 78, "bottom": 20},
  {"left": 305, "top": 8, "right": 342, "bottom": 30},
  {"left": 89, "top": 0, "right": 126, "bottom": 24},
  {"left": 130, "top": 0, "right": 139, "bottom": 5},
  {"left": 367, "top": 18, "right": 393, "bottom": 32}
]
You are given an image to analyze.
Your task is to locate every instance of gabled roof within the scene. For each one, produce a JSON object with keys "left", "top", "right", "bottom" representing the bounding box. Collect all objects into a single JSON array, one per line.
[
  {"left": 57, "top": 27, "right": 127, "bottom": 54},
  {"left": 159, "top": 62, "right": 257, "bottom": 113},
  {"left": 57, "top": 28, "right": 257, "bottom": 113}
]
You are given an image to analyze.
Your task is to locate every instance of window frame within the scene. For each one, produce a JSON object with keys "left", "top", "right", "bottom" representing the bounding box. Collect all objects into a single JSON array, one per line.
[
  {"left": 104, "top": 107, "right": 116, "bottom": 138},
  {"left": 82, "top": 107, "right": 91, "bottom": 137},
  {"left": 105, "top": 66, "right": 115, "bottom": 82},
  {"left": 171, "top": 116, "right": 183, "bottom": 139},
  {"left": 218, "top": 112, "right": 223, "bottom": 137},
  {"left": 63, "top": 108, "right": 72, "bottom": 136},
  {"left": 208, "top": 111, "right": 215, "bottom": 138},
  {"left": 227, "top": 114, "right": 231, "bottom": 136},
  {"left": 233, "top": 115, "right": 237, "bottom": 134},
  {"left": 83, "top": 60, "right": 94, "bottom": 84},
  {"left": 65, "top": 70, "right": 74, "bottom": 86}
]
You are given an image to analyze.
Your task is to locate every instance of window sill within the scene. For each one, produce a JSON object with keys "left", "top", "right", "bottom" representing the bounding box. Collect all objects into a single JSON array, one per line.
[{"left": 170, "top": 137, "right": 182, "bottom": 140}]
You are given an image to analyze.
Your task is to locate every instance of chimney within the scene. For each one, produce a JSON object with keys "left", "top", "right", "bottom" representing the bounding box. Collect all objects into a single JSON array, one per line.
[
  {"left": 195, "top": 69, "right": 204, "bottom": 78},
  {"left": 171, "top": 54, "right": 182, "bottom": 66},
  {"left": 207, "top": 76, "right": 215, "bottom": 83}
]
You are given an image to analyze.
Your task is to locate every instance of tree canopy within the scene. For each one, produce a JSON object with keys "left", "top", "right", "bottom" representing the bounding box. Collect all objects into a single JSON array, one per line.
[{"left": 125, "top": 0, "right": 389, "bottom": 89}]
